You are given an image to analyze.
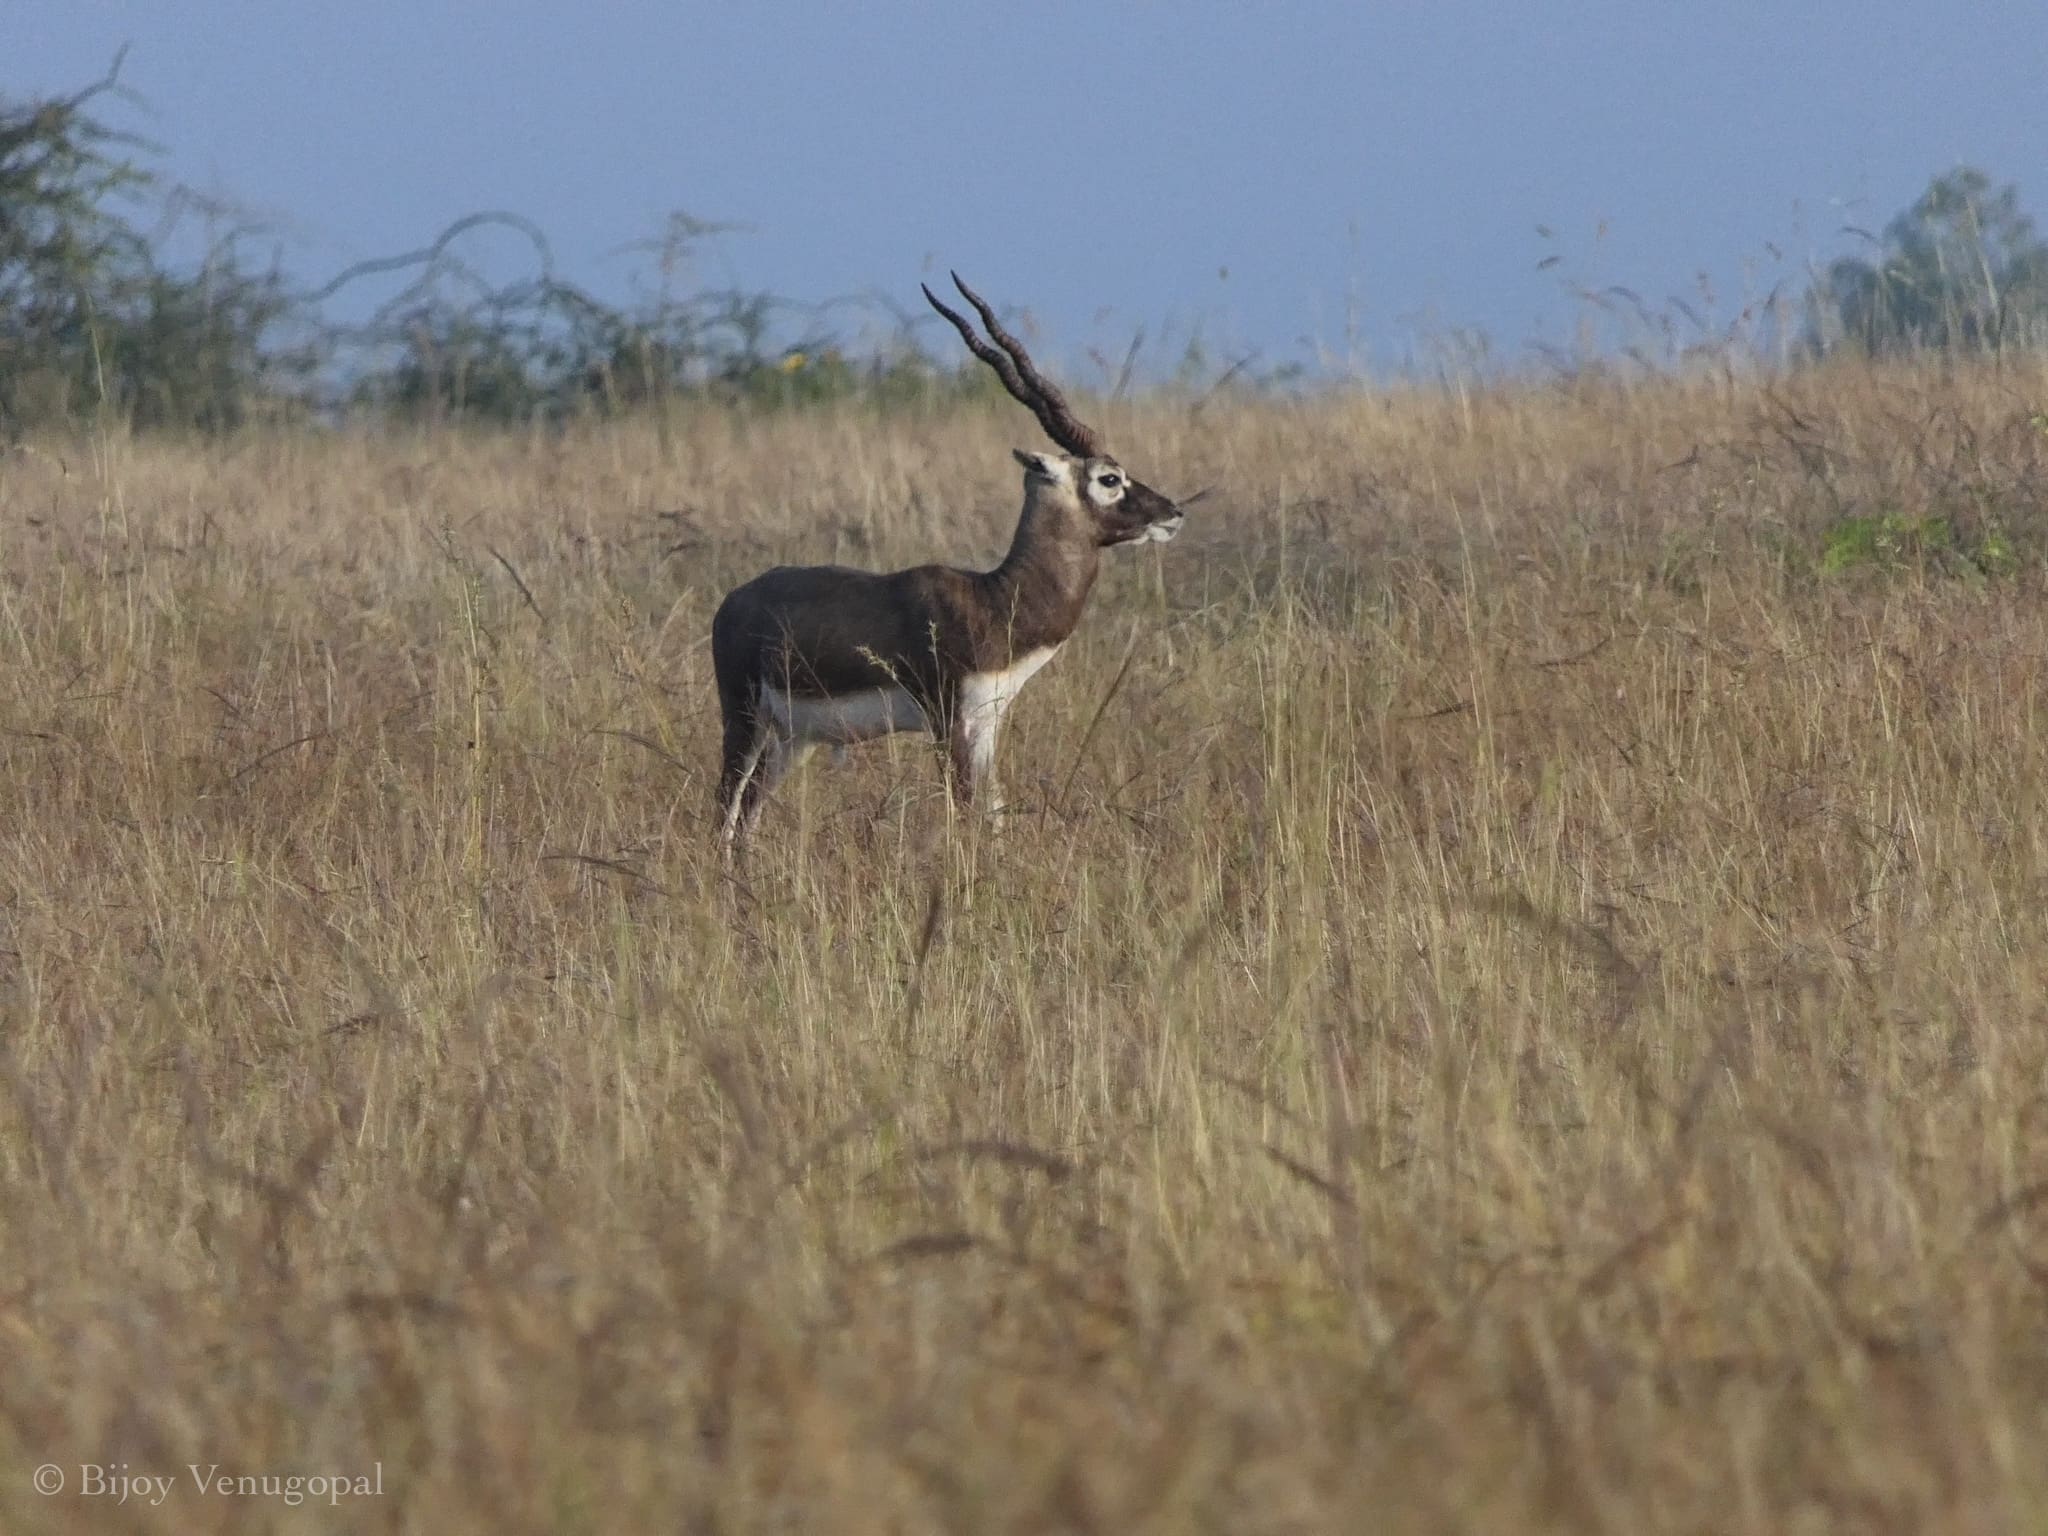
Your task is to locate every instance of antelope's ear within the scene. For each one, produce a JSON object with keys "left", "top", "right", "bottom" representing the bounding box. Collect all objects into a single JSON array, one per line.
[{"left": 1012, "top": 448, "right": 1064, "bottom": 483}]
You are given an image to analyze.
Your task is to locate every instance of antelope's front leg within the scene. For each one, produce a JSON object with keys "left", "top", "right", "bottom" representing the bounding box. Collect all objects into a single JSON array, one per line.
[
  {"left": 945, "top": 716, "right": 981, "bottom": 809},
  {"left": 946, "top": 709, "right": 1006, "bottom": 818}
]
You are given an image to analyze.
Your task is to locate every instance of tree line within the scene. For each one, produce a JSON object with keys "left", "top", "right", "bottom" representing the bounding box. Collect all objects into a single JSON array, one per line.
[
  {"left": 4, "top": 57, "right": 2046, "bottom": 434},
  {"left": 0, "top": 55, "right": 990, "bottom": 433}
]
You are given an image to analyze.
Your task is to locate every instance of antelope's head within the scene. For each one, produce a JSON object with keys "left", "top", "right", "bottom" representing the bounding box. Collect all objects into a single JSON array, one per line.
[
  {"left": 1010, "top": 449, "right": 1185, "bottom": 547},
  {"left": 924, "top": 273, "right": 1189, "bottom": 548}
]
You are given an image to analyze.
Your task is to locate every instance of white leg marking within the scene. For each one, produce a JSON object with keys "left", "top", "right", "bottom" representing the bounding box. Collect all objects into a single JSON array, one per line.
[
  {"left": 956, "top": 645, "right": 1061, "bottom": 814},
  {"left": 719, "top": 729, "right": 770, "bottom": 847}
]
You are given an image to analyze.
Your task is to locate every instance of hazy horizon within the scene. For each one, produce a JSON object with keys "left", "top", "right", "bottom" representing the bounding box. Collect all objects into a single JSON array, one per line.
[{"left": 12, "top": 2, "right": 2047, "bottom": 380}]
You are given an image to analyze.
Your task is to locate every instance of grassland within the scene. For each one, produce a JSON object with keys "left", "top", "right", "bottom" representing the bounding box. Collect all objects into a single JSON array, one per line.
[{"left": 3, "top": 356, "right": 2048, "bottom": 1533}]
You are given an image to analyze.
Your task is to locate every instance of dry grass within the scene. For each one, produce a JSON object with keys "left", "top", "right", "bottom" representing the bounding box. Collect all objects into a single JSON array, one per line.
[{"left": 5, "top": 357, "right": 2048, "bottom": 1533}]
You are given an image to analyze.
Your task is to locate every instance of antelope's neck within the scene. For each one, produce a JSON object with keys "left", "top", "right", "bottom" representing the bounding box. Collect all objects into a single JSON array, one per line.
[{"left": 985, "top": 506, "right": 1100, "bottom": 657}]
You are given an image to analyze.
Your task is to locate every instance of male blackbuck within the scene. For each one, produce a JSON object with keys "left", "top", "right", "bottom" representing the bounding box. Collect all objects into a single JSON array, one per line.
[{"left": 711, "top": 273, "right": 1188, "bottom": 849}]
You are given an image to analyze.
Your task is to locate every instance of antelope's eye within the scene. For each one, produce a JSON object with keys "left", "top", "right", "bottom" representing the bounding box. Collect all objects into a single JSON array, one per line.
[{"left": 1097, "top": 473, "right": 1123, "bottom": 490}]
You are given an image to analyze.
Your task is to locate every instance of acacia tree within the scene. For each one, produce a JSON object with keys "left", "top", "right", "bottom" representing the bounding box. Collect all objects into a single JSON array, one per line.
[
  {"left": 0, "top": 57, "right": 144, "bottom": 424},
  {"left": 0, "top": 53, "right": 298, "bottom": 431},
  {"left": 1811, "top": 168, "right": 2048, "bottom": 356}
]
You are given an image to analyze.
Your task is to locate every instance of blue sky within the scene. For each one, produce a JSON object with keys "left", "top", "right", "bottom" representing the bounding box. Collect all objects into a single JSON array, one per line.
[{"left": 11, "top": 1, "right": 2047, "bottom": 380}]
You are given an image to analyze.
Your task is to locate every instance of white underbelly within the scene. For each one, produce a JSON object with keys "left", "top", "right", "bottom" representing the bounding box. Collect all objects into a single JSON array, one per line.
[{"left": 761, "top": 684, "right": 927, "bottom": 746}]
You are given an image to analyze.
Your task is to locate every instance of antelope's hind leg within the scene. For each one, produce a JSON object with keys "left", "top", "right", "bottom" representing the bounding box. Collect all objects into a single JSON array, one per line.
[
  {"left": 717, "top": 712, "right": 816, "bottom": 850},
  {"left": 717, "top": 713, "right": 771, "bottom": 850}
]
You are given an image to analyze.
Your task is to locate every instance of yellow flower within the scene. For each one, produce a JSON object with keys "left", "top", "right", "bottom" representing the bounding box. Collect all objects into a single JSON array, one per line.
[{"left": 779, "top": 351, "right": 807, "bottom": 373}]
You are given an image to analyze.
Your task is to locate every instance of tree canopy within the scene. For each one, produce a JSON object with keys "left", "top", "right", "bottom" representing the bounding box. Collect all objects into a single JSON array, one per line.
[
  {"left": 0, "top": 52, "right": 302, "bottom": 431},
  {"left": 1809, "top": 168, "right": 2048, "bottom": 357}
]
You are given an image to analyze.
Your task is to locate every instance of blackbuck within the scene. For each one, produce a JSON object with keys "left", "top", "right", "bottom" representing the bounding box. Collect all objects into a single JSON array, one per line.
[{"left": 711, "top": 273, "right": 1189, "bottom": 848}]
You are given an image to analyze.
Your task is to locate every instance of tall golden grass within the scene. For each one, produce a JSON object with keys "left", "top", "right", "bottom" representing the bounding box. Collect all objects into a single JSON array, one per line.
[{"left": 4, "top": 355, "right": 2048, "bottom": 1532}]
